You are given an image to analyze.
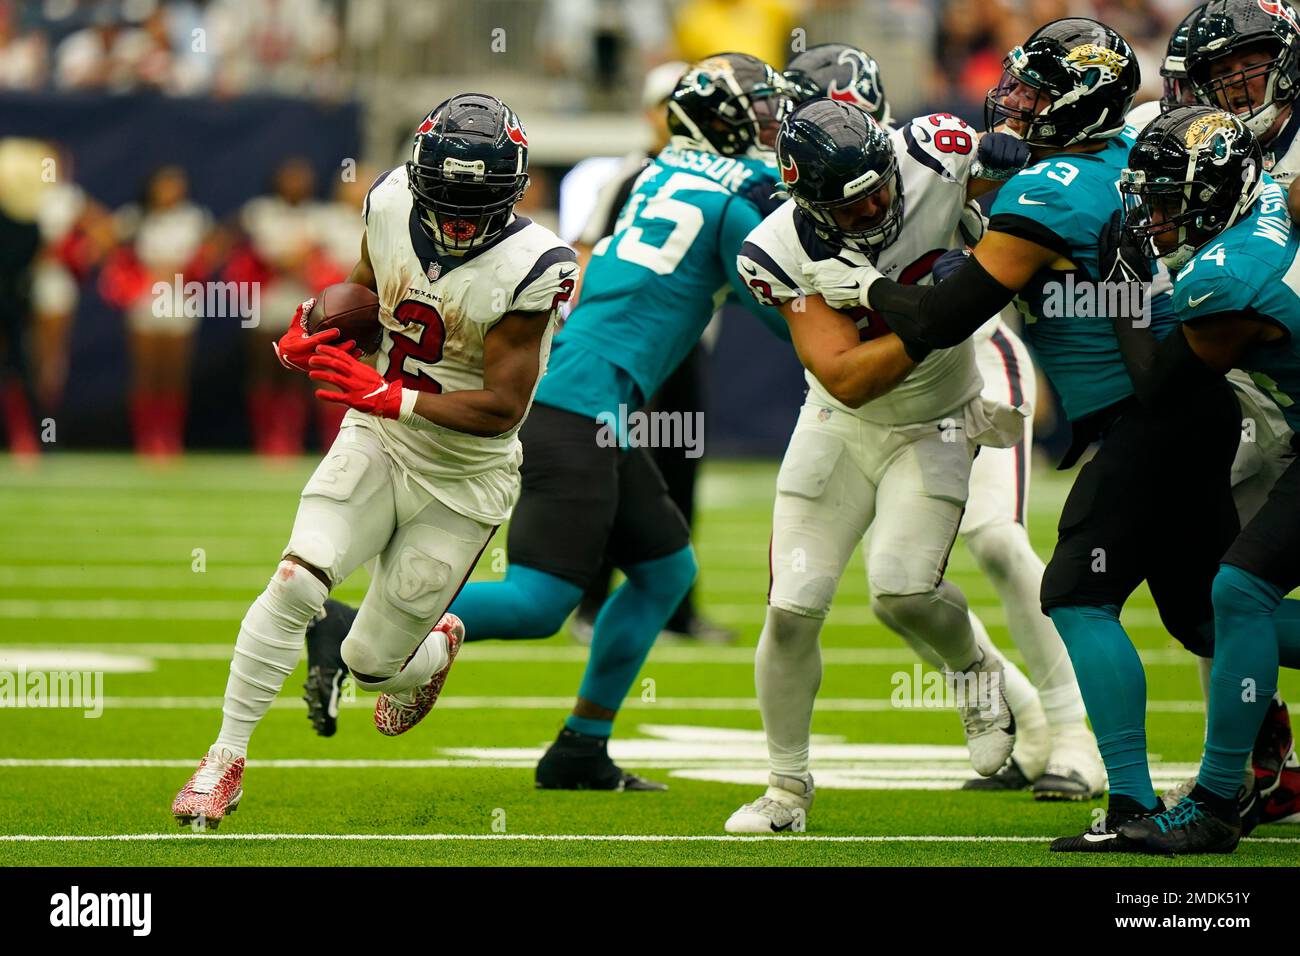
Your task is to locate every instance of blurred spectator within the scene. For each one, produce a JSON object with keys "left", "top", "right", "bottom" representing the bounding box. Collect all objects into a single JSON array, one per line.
[
  {"left": 31, "top": 147, "right": 115, "bottom": 413},
  {"left": 539, "top": 0, "right": 673, "bottom": 108},
  {"left": 227, "top": 157, "right": 322, "bottom": 457},
  {"left": 0, "top": 139, "right": 47, "bottom": 454},
  {"left": 100, "top": 165, "right": 215, "bottom": 457},
  {"left": 0, "top": 1, "right": 47, "bottom": 89},
  {"left": 207, "top": 0, "right": 341, "bottom": 97},
  {"left": 674, "top": 0, "right": 804, "bottom": 68}
]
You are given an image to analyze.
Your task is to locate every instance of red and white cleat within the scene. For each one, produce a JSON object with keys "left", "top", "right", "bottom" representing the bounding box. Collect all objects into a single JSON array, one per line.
[
  {"left": 172, "top": 746, "right": 245, "bottom": 831},
  {"left": 374, "top": 613, "right": 465, "bottom": 737}
]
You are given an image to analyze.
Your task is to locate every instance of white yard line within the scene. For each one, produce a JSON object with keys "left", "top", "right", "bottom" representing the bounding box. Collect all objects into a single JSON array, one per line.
[
  {"left": 1, "top": 831, "right": 1296, "bottom": 844},
  {"left": 0, "top": 695, "right": 1208, "bottom": 712}
]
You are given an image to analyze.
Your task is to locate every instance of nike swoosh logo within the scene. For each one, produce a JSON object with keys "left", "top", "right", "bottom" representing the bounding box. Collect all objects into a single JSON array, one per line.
[
  {"left": 1018, "top": 195, "right": 1047, "bottom": 206},
  {"left": 363, "top": 384, "right": 388, "bottom": 400},
  {"left": 741, "top": 261, "right": 757, "bottom": 275},
  {"left": 558, "top": 267, "right": 576, "bottom": 280},
  {"left": 327, "top": 673, "right": 342, "bottom": 718},
  {"left": 1188, "top": 292, "right": 1215, "bottom": 307},
  {"left": 1083, "top": 832, "right": 1117, "bottom": 842}
]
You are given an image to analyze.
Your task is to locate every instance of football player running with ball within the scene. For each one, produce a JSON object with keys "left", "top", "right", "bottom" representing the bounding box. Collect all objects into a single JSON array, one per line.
[
  {"left": 724, "top": 98, "right": 1042, "bottom": 832},
  {"left": 1103, "top": 105, "right": 1300, "bottom": 853},
  {"left": 796, "top": 19, "right": 1248, "bottom": 851},
  {"left": 171, "top": 94, "right": 577, "bottom": 828},
  {"left": 303, "top": 54, "right": 796, "bottom": 791}
]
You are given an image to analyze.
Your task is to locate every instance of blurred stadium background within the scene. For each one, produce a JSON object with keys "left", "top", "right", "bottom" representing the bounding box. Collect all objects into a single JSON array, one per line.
[{"left": 0, "top": 0, "right": 1193, "bottom": 460}]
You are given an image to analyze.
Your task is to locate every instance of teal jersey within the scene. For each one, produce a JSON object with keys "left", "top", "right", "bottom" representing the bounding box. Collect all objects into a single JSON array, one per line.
[
  {"left": 1170, "top": 176, "right": 1300, "bottom": 432},
  {"left": 537, "top": 142, "right": 786, "bottom": 419},
  {"left": 989, "top": 124, "right": 1178, "bottom": 421}
]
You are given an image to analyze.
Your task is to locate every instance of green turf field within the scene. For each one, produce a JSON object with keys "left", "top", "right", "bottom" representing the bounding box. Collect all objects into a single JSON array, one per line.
[{"left": 1, "top": 453, "right": 1296, "bottom": 867}]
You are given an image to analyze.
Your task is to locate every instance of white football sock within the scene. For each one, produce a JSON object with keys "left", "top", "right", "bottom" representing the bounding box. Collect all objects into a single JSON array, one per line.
[
  {"left": 351, "top": 629, "right": 449, "bottom": 698},
  {"left": 215, "top": 560, "right": 328, "bottom": 756},
  {"left": 756, "top": 606, "right": 824, "bottom": 777},
  {"left": 966, "top": 522, "right": 1086, "bottom": 728}
]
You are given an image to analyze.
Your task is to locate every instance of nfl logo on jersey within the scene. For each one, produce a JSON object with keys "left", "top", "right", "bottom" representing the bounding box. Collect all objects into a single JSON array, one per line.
[{"left": 427, "top": 261, "right": 442, "bottom": 282}]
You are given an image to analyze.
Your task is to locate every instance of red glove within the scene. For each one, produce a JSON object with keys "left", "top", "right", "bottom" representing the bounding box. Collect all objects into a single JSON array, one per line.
[
  {"left": 309, "top": 344, "right": 403, "bottom": 419},
  {"left": 273, "top": 299, "right": 357, "bottom": 371}
]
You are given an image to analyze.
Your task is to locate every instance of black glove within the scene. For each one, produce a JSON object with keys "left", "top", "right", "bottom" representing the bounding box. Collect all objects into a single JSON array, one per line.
[
  {"left": 1098, "top": 208, "right": 1151, "bottom": 325},
  {"left": 742, "top": 178, "right": 785, "bottom": 217},
  {"left": 1098, "top": 209, "right": 1149, "bottom": 288},
  {"left": 972, "top": 132, "right": 1031, "bottom": 181},
  {"left": 931, "top": 247, "right": 970, "bottom": 284}
]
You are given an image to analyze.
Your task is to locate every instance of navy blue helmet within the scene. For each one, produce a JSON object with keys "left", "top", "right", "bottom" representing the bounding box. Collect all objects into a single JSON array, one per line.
[
  {"left": 784, "top": 43, "right": 894, "bottom": 128},
  {"left": 406, "top": 93, "right": 530, "bottom": 253},
  {"left": 1161, "top": 3, "right": 1208, "bottom": 109},
  {"left": 775, "top": 98, "right": 902, "bottom": 257},
  {"left": 1186, "top": 0, "right": 1300, "bottom": 138}
]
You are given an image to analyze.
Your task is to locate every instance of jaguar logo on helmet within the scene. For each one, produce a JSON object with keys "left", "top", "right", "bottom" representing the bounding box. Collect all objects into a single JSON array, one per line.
[
  {"left": 779, "top": 152, "right": 799, "bottom": 185},
  {"left": 1260, "top": 0, "right": 1300, "bottom": 34},
  {"left": 1064, "top": 43, "right": 1128, "bottom": 86},
  {"left": 1185, "top": 112, "right": 1240, "bottom": 162}
]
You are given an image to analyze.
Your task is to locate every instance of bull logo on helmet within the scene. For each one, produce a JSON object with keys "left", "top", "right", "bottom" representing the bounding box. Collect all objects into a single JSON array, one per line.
[
  {"left": 1064, "top": 44, "right": 1128, "bottom": 88},
  {"left": 779, "top": 151, "right": 799, "bottom": 185},
  {"left": 505, "top": 114, "right": 528, "bottom": 147},
  {"left": 1260, "top": 0, "right": 1300, "bottom": 34},
  {"left": 1185, "top": 111, "right": 1240, "bottom": 163},
  {"left": 827, "top": 49, "right": 884, "bottom": 113}
]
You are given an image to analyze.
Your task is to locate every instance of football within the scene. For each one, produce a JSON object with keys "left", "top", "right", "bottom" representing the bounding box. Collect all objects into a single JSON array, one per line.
[{"left": 305, "top": 282, "right": 383, "bottom": 355}]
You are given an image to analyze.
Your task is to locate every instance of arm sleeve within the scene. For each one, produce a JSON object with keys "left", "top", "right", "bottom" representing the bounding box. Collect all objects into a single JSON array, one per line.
[
  {"left": 720, "top": 195, "right": 791, "bottom": 341},
  {"left": 870, "top": 254, "right": 1018, "bottom": 349},
  {"left": 1115, "top": 315, "right": 1224, "bottom": 407}
]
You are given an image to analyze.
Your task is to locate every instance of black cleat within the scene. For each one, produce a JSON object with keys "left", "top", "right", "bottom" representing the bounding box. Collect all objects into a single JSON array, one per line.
[
  {"left": 1050, "top": 802, "right": 1156, "bottom": 853},
  {"left": 303, "top": 598, "right": 358, "bottom": 737},
  {"left": 962, "top": 760, "right": 1031, "bottom": 791},
  {"left": 535, "top": 728, "right": 667, "bottom": 791},
  {"left": 1033, "top": 768, "right": 1104, "bottom": 802},
  {"left": 1118, "top": 790, "right": 1241, "bottom": 856}
]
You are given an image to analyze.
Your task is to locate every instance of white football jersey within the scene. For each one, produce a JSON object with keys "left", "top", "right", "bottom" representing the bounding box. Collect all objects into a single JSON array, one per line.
[
  {"left": 738, "top": 112, "right": 982, "bottom": 425},
  {"left": 352, "top": 165, "right": 577, "bottom": 524}
]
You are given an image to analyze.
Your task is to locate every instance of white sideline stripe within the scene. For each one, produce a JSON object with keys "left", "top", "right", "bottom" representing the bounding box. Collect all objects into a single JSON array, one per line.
[
  {"left": 1, "top": 832, "right": 1297, "bottom": 844},
  {"left": 0, "top": 695, "right": 1208, "bottom": 713},
  {"left": 0, "top": 641, "right": 1205, "bottom": 666}
]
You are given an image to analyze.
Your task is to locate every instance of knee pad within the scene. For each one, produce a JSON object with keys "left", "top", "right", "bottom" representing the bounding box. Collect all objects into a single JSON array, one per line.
[
  {"left": 623, "top": 546, "right": 698, "bottom": 605},
  {"left": 964, "top": 521, "right": 1034, "bottom": 585},
  {"left": 870, "top": 589, "right": 943, "bottom": 636},
  {"left": 263, "top": 559, "right": 329, "bottom": 627}
]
